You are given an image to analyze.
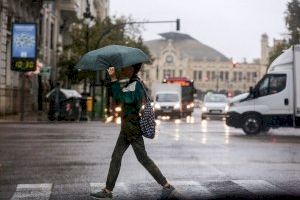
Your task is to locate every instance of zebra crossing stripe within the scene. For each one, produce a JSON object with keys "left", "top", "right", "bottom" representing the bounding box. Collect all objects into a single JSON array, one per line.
[
  {"left": 233, "top": 180, "right": 289, "bottom": 195},
  {"left": 170, "top": 180, "right": 215, "bottom": 199},
  {"left": 10, "top": 183, "right": 52, "bottom": 200}
]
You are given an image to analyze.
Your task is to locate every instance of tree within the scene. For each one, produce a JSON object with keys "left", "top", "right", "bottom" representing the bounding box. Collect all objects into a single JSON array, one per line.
[
  {"left": 268, "top": 40, "right": 289, "bottom": 65},
  {"left": 285, "top": 0, "right": 300, "bottom": 45},
  {"left": 268, "top": 0, "right": 300, "bottom": 65},
  {"left": 57, "top": 16, "right": 150, "bottom": 87}
]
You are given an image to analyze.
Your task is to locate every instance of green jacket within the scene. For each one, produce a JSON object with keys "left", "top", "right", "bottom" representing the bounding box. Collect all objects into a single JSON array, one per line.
[{"left": 111, "top": 76, "right": 145, "bottom": 141}]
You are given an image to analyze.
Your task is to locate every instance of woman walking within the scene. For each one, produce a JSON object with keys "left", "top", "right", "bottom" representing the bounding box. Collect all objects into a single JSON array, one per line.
[{"left": 91, "top": 63, "right": 175, "bottom": 199}]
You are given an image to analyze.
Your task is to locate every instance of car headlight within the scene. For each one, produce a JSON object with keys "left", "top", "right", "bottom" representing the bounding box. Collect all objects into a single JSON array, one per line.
[
  {"left": 154, "top": 103, "right": 161, "bottom": 109},
  {"left": 174, "top": 103, "right": 180, "bottom": 109},
  {"left": 202, "top": 106, "right": 208, "bottom": 112},
  {"left": 225, "top": 105, "right": 229, "bottom": 112},
  {"left": 115, "top": 106, "right": 121, "bottom": 112},
  {"left": 187, "top": 103, "right": 194, "bottom": 109}
]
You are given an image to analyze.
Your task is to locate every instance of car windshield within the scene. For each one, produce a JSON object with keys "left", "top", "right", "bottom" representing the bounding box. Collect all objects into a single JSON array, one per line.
[
  {"left": 204, "top": 95, "right": 227, "bottom": 103},
  {"left": 156, "top": 93, "right": 179, "bottom": 102}
]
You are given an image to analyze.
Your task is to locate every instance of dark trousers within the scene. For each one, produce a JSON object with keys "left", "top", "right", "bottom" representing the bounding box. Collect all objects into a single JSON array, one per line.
[{"left": 105, "top": 133, "right": 167, "bottom": 191}]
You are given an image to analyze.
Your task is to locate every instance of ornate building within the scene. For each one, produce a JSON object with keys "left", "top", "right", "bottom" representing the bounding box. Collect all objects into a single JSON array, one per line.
[{"left": 142, "top": 32, "right": 268, "bottom": 98}]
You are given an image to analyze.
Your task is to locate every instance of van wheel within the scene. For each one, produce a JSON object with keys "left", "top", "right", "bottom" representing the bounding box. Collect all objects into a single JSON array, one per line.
[{"left": 242, "top": 114, "right": 262, "bottom": 135}]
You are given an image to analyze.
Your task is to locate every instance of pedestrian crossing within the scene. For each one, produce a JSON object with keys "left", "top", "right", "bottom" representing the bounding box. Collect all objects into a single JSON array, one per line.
[{"left": 3, "top": 180, "right": 299, "bottom": 200}]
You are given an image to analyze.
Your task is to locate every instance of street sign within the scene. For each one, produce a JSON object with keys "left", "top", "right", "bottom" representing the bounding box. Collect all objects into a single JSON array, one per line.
[
  {"left": 40, "top": 66, "right": 51, "bottom": 78},
  {"left": 11, "top": 23, "right": 37, "bottom": 71}
]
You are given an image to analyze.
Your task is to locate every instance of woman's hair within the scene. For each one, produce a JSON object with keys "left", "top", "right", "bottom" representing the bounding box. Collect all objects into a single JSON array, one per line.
[{"left": 132, "top": 63, "right": 142, "bottom": 75}]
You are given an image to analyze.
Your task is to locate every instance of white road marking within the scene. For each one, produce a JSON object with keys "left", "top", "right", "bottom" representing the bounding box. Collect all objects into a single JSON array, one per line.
[
  {"left": 11, "top": 183, "right": 52, "bottom": 200},
  {"left": 233, "top": 180, "right": 289, "bottom": 195},
  {"left": 170, "top": 180, "right": 215, "bottom": 199}
]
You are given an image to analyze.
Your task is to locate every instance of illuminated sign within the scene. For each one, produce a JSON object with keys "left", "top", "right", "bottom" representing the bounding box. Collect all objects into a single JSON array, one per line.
[
  {"left": 166, "top": 80, "right": 190, "bottom": 87},
  {"left": 11, "top": 23, "right": 37, "bottom": 71},
  {"left": 11, "top": 60, "right": 36, "bottom": 71}
]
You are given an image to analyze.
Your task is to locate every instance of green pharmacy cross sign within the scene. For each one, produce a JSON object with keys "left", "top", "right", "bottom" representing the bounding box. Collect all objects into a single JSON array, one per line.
[{"left": 11, "top": 23, "right": 37, "bottom": 72}]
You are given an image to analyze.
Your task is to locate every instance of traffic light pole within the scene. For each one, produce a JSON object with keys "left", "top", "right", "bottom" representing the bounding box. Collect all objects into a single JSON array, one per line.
[{"left": 95, "top": 19, "right": 180, "bottom": 47}]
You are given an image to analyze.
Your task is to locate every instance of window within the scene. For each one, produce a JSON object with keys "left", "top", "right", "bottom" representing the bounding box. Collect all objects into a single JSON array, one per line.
[
  {"left": 204, "top": 94, "right": 227, "bottom": 103},
  {"left": 206, "top": 71, "right": 211, "bottom": 81},
  {"left": 220, "top": 71, "right": 224, "bottom": 81},
  {"left": 252, "top": 72, "right": 257, "bottom": 82},
  {"left": 256, "top": 74, "right": 286, "bottom": 97},
  {"left": 179, "top": 70, "right": 183, "bottom": 77},
  {"left": 239, "top": 72, "right": 243, "bottom": 81},
  {"left": 212, "top": 71, "right": 216, "bottom": 80},
  {"left": 193, "top": 71, "right": 202, "bottom": 81},
  {"left": 163, "top": 69, "right": 175, "bottom": 78},
  {"left": 233, "top": 72, "right": 237, "bottom": 82},
  {"left": 156, "top": 94, "right": 179, "bottom": 102},
  {"left": 198, "top": 71, "right": 202, "bottom": 81},
  {"left": 50, "top": 23, "right": 54, "bottom": 49},
  {"left": 269, "top": 75, "right": 286, "bottom": 94},
  {"left": 247, "top": 72, "right": 251, "bottom": 82},
  {"left": 225, "top": 71, "right": 229, "bottom": 81},
  {"left": 258, "top": 76, "right": 269, "bottom": 96},
  {"left": 193, "top": 71, "right": 197, "bottom": 80}
]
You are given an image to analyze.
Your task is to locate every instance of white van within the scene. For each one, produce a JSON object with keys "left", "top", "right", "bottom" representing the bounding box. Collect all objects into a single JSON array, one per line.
[
  {"left": 152, "top": 83, "right": 182, "bottom": 118},
  {"left": 226, "top": 45, "right": 300, "bottom": 135}
]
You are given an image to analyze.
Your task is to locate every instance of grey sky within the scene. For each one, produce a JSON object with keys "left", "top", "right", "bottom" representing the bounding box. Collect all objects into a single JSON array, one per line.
[{"left": 110, "top": 0, "right": 289, "bottom": 62}]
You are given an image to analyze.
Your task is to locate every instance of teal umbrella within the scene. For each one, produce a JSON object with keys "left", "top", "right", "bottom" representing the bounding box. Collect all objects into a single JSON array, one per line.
[{"left": 75, "top": 45, "right": 150, "bottom": 71}]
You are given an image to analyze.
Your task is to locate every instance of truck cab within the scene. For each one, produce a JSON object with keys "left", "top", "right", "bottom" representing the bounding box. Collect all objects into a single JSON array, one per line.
[{"left": 226, "top": 45, "right": 300, "bottom": 135}]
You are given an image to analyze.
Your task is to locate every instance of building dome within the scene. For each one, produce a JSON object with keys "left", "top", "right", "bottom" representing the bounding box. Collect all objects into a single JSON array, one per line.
[{"left": 145, "top": 32, "right": 229, "bottom": 62}]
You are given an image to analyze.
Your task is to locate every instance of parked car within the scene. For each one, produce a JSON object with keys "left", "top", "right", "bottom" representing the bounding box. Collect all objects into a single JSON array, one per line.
[{"left": 201, "top": 93, "right": 229, "bottom": 120}]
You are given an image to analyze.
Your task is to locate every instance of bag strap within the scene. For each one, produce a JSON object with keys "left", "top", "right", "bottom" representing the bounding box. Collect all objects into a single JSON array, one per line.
[{"left": 132, "top": 77, "right": 151, "bottom": 102}]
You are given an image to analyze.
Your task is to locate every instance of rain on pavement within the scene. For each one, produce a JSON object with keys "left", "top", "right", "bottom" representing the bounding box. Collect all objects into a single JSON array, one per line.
[{"left": 0, "top": 108, "right": 300, "bottom": 199}]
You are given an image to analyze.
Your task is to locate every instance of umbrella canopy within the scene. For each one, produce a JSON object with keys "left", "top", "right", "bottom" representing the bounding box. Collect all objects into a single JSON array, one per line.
[{"left": 75, "top": 45, "right": 150, "bottom": 71}]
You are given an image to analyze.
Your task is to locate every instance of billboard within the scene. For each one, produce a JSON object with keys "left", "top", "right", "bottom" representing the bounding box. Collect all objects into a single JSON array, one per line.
[{"left": 11, "top": 23, "right": 37, "bottom": 71}]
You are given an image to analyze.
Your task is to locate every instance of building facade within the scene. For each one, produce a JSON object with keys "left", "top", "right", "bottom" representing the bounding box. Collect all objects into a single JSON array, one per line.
[
  {"left": 0, "top": 0, "right": 43, "bottom": 115},
  {"left": 142, "top": 32, "right": 268, "bottom": 98},
  {"left": 0, "top": 0, "right": 110, "bottom": 116}
]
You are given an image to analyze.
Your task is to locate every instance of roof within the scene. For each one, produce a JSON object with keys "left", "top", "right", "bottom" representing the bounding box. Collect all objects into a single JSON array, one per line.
[{"left": 145, "top": 32, "right": 229, "bottom": 62}]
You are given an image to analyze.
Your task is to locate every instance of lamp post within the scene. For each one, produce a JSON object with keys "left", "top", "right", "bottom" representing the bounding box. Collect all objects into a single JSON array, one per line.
[{"left": 81, "top": 0, "right": 94, "bottom": 121}]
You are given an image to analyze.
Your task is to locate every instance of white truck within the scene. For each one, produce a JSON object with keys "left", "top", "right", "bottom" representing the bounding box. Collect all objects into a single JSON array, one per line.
[
  {"left": 152, "top": 83, "right": 182, "bottom": 118},
  {"left": 226, "top": 45, "right": 300, "bottom": 135}
]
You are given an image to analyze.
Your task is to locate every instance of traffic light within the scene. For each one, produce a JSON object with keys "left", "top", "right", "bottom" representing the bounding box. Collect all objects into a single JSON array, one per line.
[{"left": 176, "top": 19, "right": 180, "bottom": 31}]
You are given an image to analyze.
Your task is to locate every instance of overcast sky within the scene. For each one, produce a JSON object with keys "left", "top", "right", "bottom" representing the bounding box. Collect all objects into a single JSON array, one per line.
[{"left": 110, "top": 0, "right": 289, "bottom": 62}]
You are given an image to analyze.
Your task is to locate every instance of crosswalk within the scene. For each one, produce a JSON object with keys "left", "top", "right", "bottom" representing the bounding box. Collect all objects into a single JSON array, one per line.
[{"left": 4, "top": 179, "right": 299, "bottom": 200}]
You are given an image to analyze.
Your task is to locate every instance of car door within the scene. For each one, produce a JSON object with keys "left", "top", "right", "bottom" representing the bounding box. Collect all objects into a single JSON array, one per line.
[{"left": 254, "top": 73, "right": 291, "bottom": 115}]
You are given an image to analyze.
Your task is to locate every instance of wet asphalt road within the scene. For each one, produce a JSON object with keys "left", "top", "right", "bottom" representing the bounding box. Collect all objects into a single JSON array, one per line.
[{"left": 0, "top": 108, "right": 300, "bottom": 199}]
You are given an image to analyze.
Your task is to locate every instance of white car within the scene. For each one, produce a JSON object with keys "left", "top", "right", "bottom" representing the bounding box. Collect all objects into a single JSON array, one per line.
[{"left": 201, "top": 94, "right": 229, "bottom": 120}]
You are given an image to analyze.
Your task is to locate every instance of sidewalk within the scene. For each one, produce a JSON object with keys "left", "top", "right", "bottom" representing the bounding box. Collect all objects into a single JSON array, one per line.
[{"left": 0, "top": 112, "right": 48, "bottom": 123}]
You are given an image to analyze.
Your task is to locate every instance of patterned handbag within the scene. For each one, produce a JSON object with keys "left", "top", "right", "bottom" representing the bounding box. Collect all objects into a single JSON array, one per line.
[{"left": 135, "top": 79, "right": 156, "bottom": 139}]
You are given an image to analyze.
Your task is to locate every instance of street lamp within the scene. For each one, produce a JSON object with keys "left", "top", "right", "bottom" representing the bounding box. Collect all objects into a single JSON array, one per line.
[
  {"left": 83, "top": 0, "right": 95, "bottom": 94},
  {"left": 81, "top": 0, "right": 94, "bottom": 121}
]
